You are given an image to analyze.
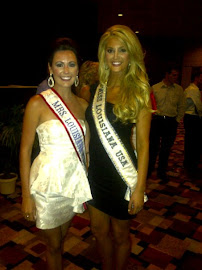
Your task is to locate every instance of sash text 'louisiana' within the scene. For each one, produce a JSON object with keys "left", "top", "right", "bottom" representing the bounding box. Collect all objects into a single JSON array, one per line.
[{"left": 95, "top": 104, "right": 128, "bottom": 167}]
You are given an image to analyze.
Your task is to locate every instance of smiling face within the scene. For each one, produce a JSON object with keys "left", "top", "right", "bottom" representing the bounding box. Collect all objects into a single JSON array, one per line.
[
  {"left": 48, "top": 50, "right": 78, "bottom": 90},
  {"left": 105, "top": 37, "right": 130, "bottom": 76}
]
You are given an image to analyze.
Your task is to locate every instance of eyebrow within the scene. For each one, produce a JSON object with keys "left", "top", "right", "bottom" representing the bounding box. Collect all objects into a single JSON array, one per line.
[
  {"left": 55, "top": 60, "right": 76, "bottom": 63},
  {"left": 106, "top": 46, "right": 126, "bottom": 49}
]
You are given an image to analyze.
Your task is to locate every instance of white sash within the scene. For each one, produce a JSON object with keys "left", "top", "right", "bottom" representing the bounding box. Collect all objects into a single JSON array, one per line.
[
  {"left": 92, "top": 84, "right": 139, "bottom": 201},
  {"left": 40, "top": 89, "right": 87, "bottom": 173}
]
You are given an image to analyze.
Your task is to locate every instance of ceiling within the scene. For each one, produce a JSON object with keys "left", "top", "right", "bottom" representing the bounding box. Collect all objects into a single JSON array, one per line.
[
  {"left": 1, "top": 0, "right": 201, "bottom": 86},
  {"left": 94, "top": 0, "right": 202, "bottom": 40}
]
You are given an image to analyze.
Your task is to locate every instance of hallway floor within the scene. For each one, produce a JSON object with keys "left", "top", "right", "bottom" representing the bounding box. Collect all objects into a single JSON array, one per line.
[{"left": 0, "top": 122, "right": 202, "bottom": 269}]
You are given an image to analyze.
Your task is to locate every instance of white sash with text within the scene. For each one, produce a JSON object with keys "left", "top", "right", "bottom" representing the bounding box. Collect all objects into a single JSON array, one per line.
[
  {"left": 92, "top": 84, "right": 139, "bottom": 201},
  {"left": 40, "top": 89, "right": 86, "bottom": 173}
]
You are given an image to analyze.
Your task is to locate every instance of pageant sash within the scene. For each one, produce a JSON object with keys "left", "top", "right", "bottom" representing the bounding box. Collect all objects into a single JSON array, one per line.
[
  {"left": 92, "top": 84, "right": 138, "bottom": 201},
  {"left": 40, "top": 89, "right": 86, "bottom": 172}
]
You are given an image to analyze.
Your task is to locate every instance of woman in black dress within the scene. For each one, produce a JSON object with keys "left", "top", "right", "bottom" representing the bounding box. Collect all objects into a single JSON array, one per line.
[{"left": 85, "top": 25, "right": 151, "bottom": 270}]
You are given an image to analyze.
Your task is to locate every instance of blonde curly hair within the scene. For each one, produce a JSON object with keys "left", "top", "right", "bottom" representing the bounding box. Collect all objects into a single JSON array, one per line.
[{"left": 98, "top": 25, "right": 150, "bottom": 123}]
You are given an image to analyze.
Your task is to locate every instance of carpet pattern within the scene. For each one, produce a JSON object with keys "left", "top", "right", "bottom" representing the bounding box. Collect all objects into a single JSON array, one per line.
[{"left": 0, "top": 122, "right": 201, "bottom": 270}]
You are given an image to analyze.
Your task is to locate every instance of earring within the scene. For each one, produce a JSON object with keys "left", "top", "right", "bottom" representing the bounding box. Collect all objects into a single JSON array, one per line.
[
  {"left": 48, "top": 73, "right": 54, "bottom": 88},
  {"left": 74, "top": 75, "right": 79, "bottom": 87}
]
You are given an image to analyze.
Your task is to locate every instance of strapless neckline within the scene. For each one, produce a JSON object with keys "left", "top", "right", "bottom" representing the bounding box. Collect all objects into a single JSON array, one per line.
[{"left": 37, "top": 119, "right": 85, "bottom": 129}]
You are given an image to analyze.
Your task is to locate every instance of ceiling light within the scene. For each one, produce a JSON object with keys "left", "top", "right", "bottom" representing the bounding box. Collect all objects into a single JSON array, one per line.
[{"left": 118, "top": 13, "right": 123, "bottom": 16}]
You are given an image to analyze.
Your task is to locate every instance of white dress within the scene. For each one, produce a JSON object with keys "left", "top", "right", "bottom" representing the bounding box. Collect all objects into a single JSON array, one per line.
[{"left": 30, "top": 119, "right": 92, "bottom": 229}]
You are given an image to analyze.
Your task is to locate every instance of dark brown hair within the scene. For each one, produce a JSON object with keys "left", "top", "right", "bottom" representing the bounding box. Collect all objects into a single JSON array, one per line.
[{"left": 48, "top": 37, "right": 81, "bottom": 66}]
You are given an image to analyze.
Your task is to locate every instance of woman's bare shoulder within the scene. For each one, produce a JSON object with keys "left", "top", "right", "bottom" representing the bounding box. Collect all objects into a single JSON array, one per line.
[
  {"left": 76, "top": 96, "right": 89, "bottom": 110},
  {"left": 24, "top": 95, "right": 46, "bottom": 117},
  {"left": 27, "top": 94, "right": 44, "bottom": 107}
]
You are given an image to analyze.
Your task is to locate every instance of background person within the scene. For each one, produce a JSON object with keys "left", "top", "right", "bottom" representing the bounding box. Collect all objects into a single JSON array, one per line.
[
  {"left": 36, "top": 77, "right": 49, "bottom": 94},
  {"left": 183, "top": 69, "right": 202, "bottom": 174},
  {"left": 148, "top": 64, "right": 185, "bottom": 181},
  {"left": 75, "top": 60, "right": 99, "bottom": 102}
]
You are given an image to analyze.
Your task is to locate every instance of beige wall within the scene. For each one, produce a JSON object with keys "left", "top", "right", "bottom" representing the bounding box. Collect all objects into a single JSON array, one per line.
[{"left": 181, "top": 47, "right": 202, "bottom": 89}]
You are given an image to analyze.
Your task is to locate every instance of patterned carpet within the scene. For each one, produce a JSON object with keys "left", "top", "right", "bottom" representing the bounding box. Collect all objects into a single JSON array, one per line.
[{"left": 0, "top": 122, "right": 202, "bottom": 270}]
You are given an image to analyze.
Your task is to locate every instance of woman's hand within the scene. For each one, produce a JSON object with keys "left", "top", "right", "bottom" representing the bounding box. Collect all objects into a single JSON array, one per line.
[
  {"left": 21, "top": 196, "right": 36, "bottom": 222},
  {"left": 128, "top": 188, "right": 144, "bottom": 215}
]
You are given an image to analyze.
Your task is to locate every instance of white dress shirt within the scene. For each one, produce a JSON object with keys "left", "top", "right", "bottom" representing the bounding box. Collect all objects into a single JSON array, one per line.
[{"left": 184, "top": 83, "right": 202, "bottom": 117}]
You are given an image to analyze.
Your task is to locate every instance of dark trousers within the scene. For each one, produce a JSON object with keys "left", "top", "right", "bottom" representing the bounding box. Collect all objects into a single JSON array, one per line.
[
  {"left": 184, "top": 114, "right": 202, "bottom": 170},
  {"left": 148, "top": 115, "right": 178, "bottom": 175}
]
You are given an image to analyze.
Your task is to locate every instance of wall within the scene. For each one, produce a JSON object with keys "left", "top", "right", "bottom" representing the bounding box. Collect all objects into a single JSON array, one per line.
[
  {"left": 181, "top": 46, "right": 202, "bottom": 89},
  {"left": 1, "top": 86, "right": 37, "bottom": 108}
]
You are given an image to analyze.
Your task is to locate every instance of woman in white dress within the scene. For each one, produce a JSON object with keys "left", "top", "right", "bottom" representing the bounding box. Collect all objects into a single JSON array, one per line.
[{"left": 19, "top": 38, "right": 92, "bottom": 270}]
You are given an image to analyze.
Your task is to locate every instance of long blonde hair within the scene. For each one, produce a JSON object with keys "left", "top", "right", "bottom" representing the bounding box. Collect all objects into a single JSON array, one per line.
[{"left": 98, "top": 25, "right": 150, "bottom": 123}]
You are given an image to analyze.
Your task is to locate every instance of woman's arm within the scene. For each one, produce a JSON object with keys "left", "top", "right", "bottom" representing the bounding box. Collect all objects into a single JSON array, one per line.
[
  {"left": 128, "top": 107, "right": 151, "bottom": 215},
  {"left": 77, "top": 95, "right": 91, "bottom": 168},
  {"left": 19, "top": 96, "right": 41, "bottom": 221}
]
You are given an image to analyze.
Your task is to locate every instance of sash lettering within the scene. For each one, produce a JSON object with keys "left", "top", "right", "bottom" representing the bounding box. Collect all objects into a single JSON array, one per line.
[
  {"left": 52, "top": 101, "right": 67, "bottom": 116},
  {"left": 40, "top": 89, "right": 86, "bottom": 173}
]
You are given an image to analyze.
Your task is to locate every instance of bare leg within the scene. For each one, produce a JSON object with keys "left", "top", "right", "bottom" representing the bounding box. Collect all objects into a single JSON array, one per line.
[
  {"left": 88, "top": 205, "right": 113, "bottom": 270},
  {"left": 111, "top": 218, "right": 131, "bottom": 270},
  {"left": 61, "top": 220, "right": 73, "bottom": 253},
  {"left": 43, "top": 220, "right": 71, "bottom": 270}
]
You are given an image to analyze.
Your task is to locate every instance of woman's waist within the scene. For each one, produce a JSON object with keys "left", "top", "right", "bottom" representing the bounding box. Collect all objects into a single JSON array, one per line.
[{"left": 39, "top": 144, "right": 75, "bottom": 153}]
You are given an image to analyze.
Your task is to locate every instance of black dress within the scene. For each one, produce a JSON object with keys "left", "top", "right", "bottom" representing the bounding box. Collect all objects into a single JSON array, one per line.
[{"left": 86, "top": 86, "right": 137, "bottom": 220}]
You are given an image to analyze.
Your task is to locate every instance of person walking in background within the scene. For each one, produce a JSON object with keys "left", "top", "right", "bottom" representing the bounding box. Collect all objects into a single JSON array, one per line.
[
  {"left": 19, "top": 37, "right": 92, "bottom": 270},
  {"left": 36, "top": 77, "right": 49, "bottom": 94},
  {"left": 75, "top": 60, "right": 99, "bottom": 102},
  {"left": 148, "top": 65, "right": 185, "bottom": 181},
  {"left": 183, "top": 69, "right": 202, "bottom": 175},
  {"left": 86, "top": 25, "right": 151, "bottom": 270}
]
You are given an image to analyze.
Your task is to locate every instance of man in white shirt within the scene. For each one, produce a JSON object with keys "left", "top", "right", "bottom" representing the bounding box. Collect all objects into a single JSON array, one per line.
[
  {"left": 184, "top": 70, "right": 202, "bottom": 173},
  {"left": 148, "top": 65, "right": 185, "bottom": 181}
]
